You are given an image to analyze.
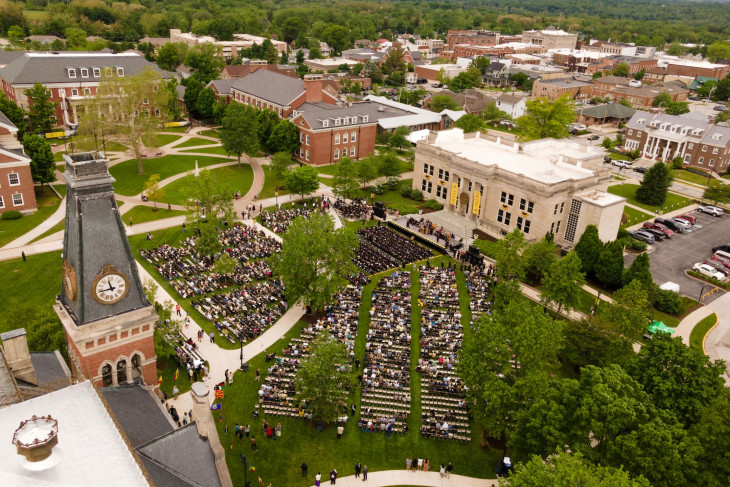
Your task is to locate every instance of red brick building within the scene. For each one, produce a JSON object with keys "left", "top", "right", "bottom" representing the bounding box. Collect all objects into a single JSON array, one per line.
[
  {"left": 220, "top": 63, "right": 297, "bottom": 80},
  {"left": 0, "top": 52, "right": 171, "bottom": 129},
  {"left": 0, "top": 111, "right": 35, "bottom": 214},
  {"left": 447, "top": 30, "right": 501, "bottom": 50}
]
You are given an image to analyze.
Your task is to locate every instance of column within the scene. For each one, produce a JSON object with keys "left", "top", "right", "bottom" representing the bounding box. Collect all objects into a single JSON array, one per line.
[
  {"left": 111, "top": 365, "right": 118, "bottom": 386},
  {"left": 126, "top": 362, "right": 133, "bottom": 384},
  {"left": 681, "top": 141, "right": 688, "bottom": 160},
  {"left": 643, "top": 135, "right": 653, "bottom": 156}
]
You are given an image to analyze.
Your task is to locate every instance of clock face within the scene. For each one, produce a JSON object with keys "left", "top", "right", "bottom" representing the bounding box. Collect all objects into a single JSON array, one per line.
[{"left": 93, "top": 271, "right": 129, "bottom": 304}]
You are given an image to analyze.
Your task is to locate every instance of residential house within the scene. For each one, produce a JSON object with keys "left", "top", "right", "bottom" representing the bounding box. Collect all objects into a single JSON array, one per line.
[
  {"left": 576, "top": 102, "right": 636, "bottom": 127},
  {"left": 0, "top": 52, "right": 172, "bottom": 128},
  {"left": 24, "top": 35, "right": 62, "bottom": 44},
  {"left": 532, "top": 76, "right": 594, "bottom": 101},
  {"left": 0, "top": 111, "right": 36, "bottom": 214},
  {"left": 496, "top": 93, "right": 526, "bottom": 118},
  {"left": 482, "top": 61, "right": 511, "bottom": 86},
  {"left": 623, "top": 110, "right": 730, "bottom": 171},
  {"left": 422, "top": 89, "right": 490, "bottom": 115}
]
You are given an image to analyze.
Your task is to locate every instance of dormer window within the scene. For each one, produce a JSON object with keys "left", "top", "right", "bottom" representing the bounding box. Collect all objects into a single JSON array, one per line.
[
  {"left": 335, "top": 118, "right": 341, "bottom": 126},
  {"left": 323, "top": 120, "right": 329, "bottom": 128},
  {"left": 362, "top": 115, "right": 368, "bottom": 122},
  {"left": 712, "top": 134, "right": 721, "bottom": 140},
  {"left": 344, "top": 117, "right": 349, "bottom": 124},
  {"left": 92, "top": 67, "right": 100, "bottom": 77},
  {"left": 116, "top": 67, "right": 124, "bottom": 77},
  {"left": 67, "top": 68, "right": 76, "bottom": 78},
  {"left": 80, "top": 68, "right": 89, "bottom": 78},
  {"left": 636, "top": 119, "right": 644, "bottom": 125}
]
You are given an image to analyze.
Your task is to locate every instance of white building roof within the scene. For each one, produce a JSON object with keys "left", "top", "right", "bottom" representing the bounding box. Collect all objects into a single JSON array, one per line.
[
  {"left": 363, "top": 95, "right": 442, "bottom": 129},
  {"left": 0, "top": 381, "right": 149, "bottom": 487},
  {"left": 430, "top": 129, "right": 598, "bottom": 184},
  {"left": 406, "top": 129, "right": 431, "bottom": 143}
]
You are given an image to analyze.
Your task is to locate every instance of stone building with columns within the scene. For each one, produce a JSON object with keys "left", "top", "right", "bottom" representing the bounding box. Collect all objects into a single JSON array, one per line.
[
  {"left": 414, "top": 129, "right": 625, "bottom": 246},
  {"left": 623, "top": 110, "right": 730, "bottom": 172}
]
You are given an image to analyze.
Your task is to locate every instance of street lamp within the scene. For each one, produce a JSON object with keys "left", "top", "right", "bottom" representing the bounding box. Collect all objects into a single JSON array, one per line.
[
  {"left": 239, "top": 332, "right": 244, "bottom": 370},
  {"left": 275, "top": 188, "right": 279, "bottom": 207},
  {"left": 240, "top": 453, "right": 249, "bottom": 487},
  {"left": 706, "top": 169, "right": 714, "bottom": 187}
]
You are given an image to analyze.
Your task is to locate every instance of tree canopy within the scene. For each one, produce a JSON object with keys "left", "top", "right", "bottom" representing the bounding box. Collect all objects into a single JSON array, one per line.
[
  {"left": 636, "top": 161, "right": 672, "bottom": 206},
  {"left": 516, "top": 95, "right": 576, "bottom": 141},
  {"left": 220, "top": 103, "right": 259, "bottom": 165}
]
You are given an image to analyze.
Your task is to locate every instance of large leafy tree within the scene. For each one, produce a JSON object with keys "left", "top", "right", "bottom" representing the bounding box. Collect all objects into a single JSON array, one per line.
[
  {"left": 284, "top": 165, "right": 320, "bottom": 201},
  {"left": 690, "top": 394, "right": 730, "bottom": 486},
  {"left": 378, "top": 153, "right": 401, "bottom": 178},
  {"left": 594, "top": 240, "right": 624, "bottom": 289},
  {"left": 459, "top": 301, "right": 563, "bottom": 438},
  {"left": 622, "top": 252, "right": 653, "bottom": 288},
  {"left": 25, "top": 83, "right": 57, "bottom": 134},
  {"left": 493, "top": 228, "right": 528, "bottom": 281},
  {"left": 295, "top": 331, "right": 354, "bottom": 423},
  {"left": 627, "top": 333, "right": 727, "bottom": 427},
  {"left": 22, "top": 135, "right": 55, "bottom": 186},
  {"left": 523, "top": 234, "right": 558, "bottom": 282},
  {"left": 143, "top": 174, "right": 165, "bottom": 210},
  {"left": 270, "top": 212, "right": 358, "bottom": 310},
  {"left": 185, "top": 43, "right": 225, "bottom": 83},
  {"left": 428, "top": 94, "right": 460, "bottom": 112},
  {"left": 574, "top": 225, "right": 603, "bottom": 276},
  {"left": 636, "top": 161, "right": 672, "bottom": 206},
  {"left": 220, "top": 102, "right": 259, "bottom": 165},
  {"left": 156, "top": 42, "right": 189, "bottom": 71},
  {"left": 455, "top": 114, "right": 485, "bottom": 133},
  {"left": 183, "top": 77, "right": 203, "bottom": 118},
  {"left": 268, "top": 120, "right": 300, "bottom": 154},
  {"left": 6, "top": 300, "right": 66, "bottom": 360},
  {"left": 541, "top": 251, "right": 586, "bottom": 317},
  {"left": 0, "top": 92, "right": 26, "bottom": 140},
  {"left": 563, "top": 316, "right": 635, "bottom": 369},
  {"left": 321, "top": 25, "right": 350, "bottom": 55},
  {"left": 332, "top": 156, "right": 359, "bottom": 199},
  {"left": 612, "top": 62, "right": 631, "bottom": 78},
  {"left": 516, "top": 95, "right": 576, "bottom": 141},
  {"left": 194, "top": 87, "right": 216, "bottom": 119},
  {"left": 257, "top": 108, "right": 280, "bottom": 154},
  {"left": 270, "top": 152, "right": 293, "bottom": 179},
  {"left": 183, "top": 168, "right": 235, "bottom": 223},
  {"left": 602, "top": 279, "right": 652, "bottom": 342},
  {"left": 355, "top": 157, "right": 378, "bottom": 188}
]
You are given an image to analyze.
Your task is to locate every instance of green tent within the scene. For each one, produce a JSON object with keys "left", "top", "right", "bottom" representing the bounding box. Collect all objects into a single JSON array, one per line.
[{"left": 648, "top": 321, "right": 675, "bottom": 335}]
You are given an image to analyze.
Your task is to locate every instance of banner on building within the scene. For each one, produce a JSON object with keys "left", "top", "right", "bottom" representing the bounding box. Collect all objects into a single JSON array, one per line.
[
  {"left": 450, "top": 182, "right": 458, "bottom": 206},
  {"left": 472, "top": 191, "right": 481, "bottom": 215}
]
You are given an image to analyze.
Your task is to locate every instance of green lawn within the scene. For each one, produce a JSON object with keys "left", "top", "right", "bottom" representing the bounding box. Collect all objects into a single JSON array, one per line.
[
  {"left": 180, "top": 146, "right": 231, "bottom": 156},
  {"left": 314, "top": 158, "right": 412, "bottom": 177},
  {"left": 213, "top": 258, "right": 499, "bottom": 487},
  {"left": 173, "top": 137, "right": 217, "bottom": 149},
  {"left": 318, "top": 176, "right": 333, "bottom": 186},
  {"left": 157, "top": 353, "right": 193, "bottom": 397},
  {"left": 162, "top": 165, "right": 254, "bottom": 205},
  {"left": 607, "top": 184, "right": 692, "bottom": 213},
  {"left": 0, "top": 251, "right": 62, "bottom": 333},
  {"left": 690, "top": 313, "right": 717, "bottom": 351},
  {"left": 472, "top": 238, "right": 499, "bottom": 259},
  {"left": 352, "top": 180, "right": 419, "bottom": 215},
  {"left": 0, "top": 185, "right": 64, "bottom": 247},
  {"left": 621, "top": 206, "right": 653, "bottom": 228},
  {"left": 109, "top": 155, "right": 234, "bottom": 196},
  {"left": 671, "top": 169, "right": 723, "bottom": 188},
  {"left": 199, "top": 129, "right": 220, "bottom": 138},
  {"left": 143, "top": 134, "right": 182, "bottom": 148},
  {"left": 124, "top": 205, "right": 188, "bottom": 225},
  {"left": 609, "top": 151, "right": 632, "bottom": 161},
  {"left": 53, "top": 151, "right": 66, "bottom": 162},
  {"left": 162, "top": 126, "right": 190, "bottom": 133},
  {"left": 260, "top": 165, "right": 290, "bottom": 199}
]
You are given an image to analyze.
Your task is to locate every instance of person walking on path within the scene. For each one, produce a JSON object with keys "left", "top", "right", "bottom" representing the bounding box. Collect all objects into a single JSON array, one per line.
[
  {"left": 329, "top": 469, "right": 337, "bottom": 485},
  {"left": 255, "top": 368, "right": 260, "bottom": 381},
  {"left": 406, "top": 458, "right": 411, "bottom": 471},
  {"left": 250, "top": 436, "right": 257, "bottom": 451},
  {"left": 209, "top": 332, "right": 215, "bottom": 343},
  {"left": 362, "top": 465, "right": 368, "bottom": 481},
  {"left": 355, "top": 462, "right": 361, "bottom": 478},
  {"left": 176, "top": 303, "right": 181, "bottom": 316},
  {"left": 301, "top": 462, "right": 308, "bottom": 477},
  {"left": 337, "top": 425, "right": 344, "bottom": 439},
  {"left": 440, "top": 464, "right": 446, "bottom": 477},
  {"left": 315, "top": 472, "right": 321, "bottom": 487},
  {"left": 446, "top": 462, "right": 453, "bottom": 478}
]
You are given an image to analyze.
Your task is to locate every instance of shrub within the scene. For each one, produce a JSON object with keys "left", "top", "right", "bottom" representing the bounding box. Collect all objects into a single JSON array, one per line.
[
  {"left": 373, "top": 183, "right": 386, "bottom": 194},
  {"left": 385, "top": 176, "right": 400, "bottom": 190},
  {"left": 375, "top": 133, "right": 390, "bottom": 145},
  {"left": 618, "top": 236, "right": 647, "bottom": 252},
  {"left": 672, "top": 157, "right": 683, "bottom": 170},
  {"left": 1, "top": 210, "right": 22, "bottom": 220},
  {"left": 626, "top": 149, "right": 641, "bottom": 161},
  {"left": 400, "top": 185, "right": 412, "bottom": 197},
  {"left": 686, "top": 167, "right": 709, "bottom": 177},
  {"left": 687, "top": 271, "right": 730, "bottom": 290},
  {"left": 422, "top": 199, "right": 443, "bottom": 210},
  {"left": 410, "top": 189, "right": 424, "bottom": 201},
  {"left": 652, "top": 287, "right": 683, "bottom": 315}
]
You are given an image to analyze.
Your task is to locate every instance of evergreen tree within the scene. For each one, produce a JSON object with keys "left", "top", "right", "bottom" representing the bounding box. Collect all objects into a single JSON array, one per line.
[
  {"left": 622, "top": 252, "right": 653, "bottom": 288},
  {"left": 25, "top": 83, "right": 57, "bottom": 134},
  {"left": 636, "top": 161, "right": 672, "bottom": 206},
  {"left": 22, "top": 135, "right": 56, "bottom": 186},
  {"left": 183, "top": 78, "right": 203, "bottom": 118},
  {"left": 574, "top": 225, "right": 603, "bottom": 276},
  {"left": 595, "top": 240, "right": 625, "bottom": 288},
  {"left": 194, "top": 87, "right": 216, "bottom": 119}
]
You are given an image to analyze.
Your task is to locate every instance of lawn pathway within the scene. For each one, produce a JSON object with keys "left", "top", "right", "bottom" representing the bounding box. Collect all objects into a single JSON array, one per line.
[
  {"left": 307, "top": 470, "right": 497, "bottom": 487},
  {"left": 0, "top": 195, "right": 66, "bottom": 249}
]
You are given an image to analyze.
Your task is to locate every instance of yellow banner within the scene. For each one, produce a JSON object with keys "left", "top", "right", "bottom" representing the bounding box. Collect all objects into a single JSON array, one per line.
[
  {"left": 472, "top": 191, "right": 481, "bottom": 215},
  {"left": 45, "top": 131, "right": 65, "bottom": 139},
  {"left": 450, "top": 182, "right": 458, "bottom": 206},
  {"left": 163, "top": 121, "right": 187, "bottom": 128}
]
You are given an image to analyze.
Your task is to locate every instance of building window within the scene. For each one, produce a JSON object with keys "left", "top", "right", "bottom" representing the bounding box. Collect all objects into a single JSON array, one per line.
[
  {"left": 436, "top": 185, "right": 444, "bottom": 198},
  {"left": 351, "top": 131, "right": 356, "bottom": 142},
  {"left": 688, "top": 143, "right": 693, "bottom": 149},
  {"left": 427, "top": 181, "right": 432, "bottom": 193},
  {"left": 344, "top": 117, "right": 349, "bottom": 124},
  {"left": 12, "top": 193, "right": 23, "bottom": 206},
  {"left": 334, "top": 149, "right": 339, "bottom": 160},
  {"left": 155, "top": 109, "right": 160, "bottom": 117},
  {"left": 8, "top": 173, "right": 19, "bottom": 186},
  {"left": 710, "top": 159, "right": 715, "bottom": 167},
  {"left": 84, "top": 88, "right": 91, "bottom": 95},
  {"left": 527, "top": 201, "right": 534, "bottom": 213},
  {"left": 93, "top": 68, "right": 100, "bottom": 77},
  {"left": 422, "top": 179, "right": 427, "bottom": 191},
  {"left": 560, "top": 202, "right": 565, "bottom": 213},
  {"left": 300, "top": 133, "right": 304, "bottom": 143},
  {"left": 350, "top": 147, "right": 356, "bottom": 157},
  {"left": 306, "top": 135, "right": 310, "bottom": 145},
  {"left": 68, "top": 68, "right": 76, "bottom": 78},
  {"left": 323, "top": 120, "right": 329, "bottom": 127},
  {"left": 713, "top": 148, "right": 719, "bottom": 155},
  {"left": 553, "top": 204, "right": 558, "bottom": 216},
  {"left": 698, "top": 157, "right": 704, "bottom": 164},
  {"left": 362, "top": 115, "right": 368, "bottom": 122},
  {"left": 444, "top": 171, "right": 449, "bottom": 181},
  {"left": 429, "top": 165, "right": 434, "bottom": 176},
  {"left": 81, "top": 68, "right": 89, "bottom": 78},
  {"left": 334, "top": 134, "right": 340, "bottom": 144},
  {"left": 423, "top": 164, "right": 428, "bottom": 174},
  {"left": 305, "top": 150, "right": 310, "bottom": 161},
  {"left": 555, "top": 220, "right": 561, "bottom": 235},
  {"left": 335, "top": 118, "right": 341, "bottom": 126},
  {"left": 628, "top": 129, "right": 633, "bottom": 135},
  {"left": 72, "top": 89, "right": 79, "bottom": 96},
  {"left": 438, "top": 168, "right": 444, "bottom": 179},
  {"left": 702, "top": 145, "right": 707, "bottom": 152},
  {"left": 550, "top": 222, "right": 554, "bottom": 234},
  {"left": 519, "top": 198, "right": 526, "bottom": 211},
  {"left": 517, "top": 217, "right": 530, "bottom": 233},
  {"left": 0, "top": 196, "right": 4, "bottom": 208},
  {"left": 343, "top": 133, "right": 348, "bottom": 143}
]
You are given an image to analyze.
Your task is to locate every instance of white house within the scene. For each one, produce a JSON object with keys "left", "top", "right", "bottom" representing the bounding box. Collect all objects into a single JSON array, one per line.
[{"left": 496, "top": 93, "right": 527, "bottom": 119}]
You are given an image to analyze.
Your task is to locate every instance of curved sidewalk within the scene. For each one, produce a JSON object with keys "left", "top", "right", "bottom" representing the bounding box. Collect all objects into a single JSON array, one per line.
[{"left": 306, "top": 471, "right": 497, "bottom": 487}]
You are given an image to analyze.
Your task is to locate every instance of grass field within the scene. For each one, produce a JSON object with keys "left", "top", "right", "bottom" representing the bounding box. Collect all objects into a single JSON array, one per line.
[
  {"left": 23, "top": 9, "right": 49, "bottom": 20},
  {"left": 143, "top": 134, "right": 182, "bottom": 148},
  {"left": 124, "top": 205, "right": 188, "bottom": 225},
  {"left": 162, "top": 127, "right": 190, "bottom": 133},
  {"left": 260, "top": 165, "right": 290, "bottom": 199},
  {"left": 607, "top": 184, "right": 692, "bottom": 213},
  {"left": 314, "top": 158, "right": 412, "bottom": 177},
  {"left": 157, "top": 353, "right": 193, "bottom": 397},
  {"left": 180, "top": 146, "right": 231, "bottom": 156},
  {"left": 690, "top": 313, "right": 717, "bottom": 351},
  {"left": 199, "top": 129, "right": 220, "bottom": 138},
  {"left": 212, "top": 257, "right": 500, "bottom": 487},
  {"left": 0, "top": 185, "right": 65, "bottom": 247},
  {"left": 349, "top": 180, "right": 420, "bottom": 215},
  {"left": 0, "top": 251, "right": 62, "bottom": 333},
  {"left": 318, "top": 176, "right": 333, "bottom": 186},
  {"left": 161, "top": 165, "right": 254, "bottom": 205},
  {"left": 621, "top": 206, "right": 653, "bottom": 228},
  {"left": 671, "top": 169, "right": 723, "bottom": 187},
  {"left": 109, "top": 155, "right": 234, "bottom": 196},
  {"left": 173, "top": 137, "right": 217, "bottom": 148}
]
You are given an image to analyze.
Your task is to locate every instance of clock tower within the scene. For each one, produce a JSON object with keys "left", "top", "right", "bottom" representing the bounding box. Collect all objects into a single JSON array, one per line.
[{"left": 55, "top": 152, "right": 158, "bottom": 388}]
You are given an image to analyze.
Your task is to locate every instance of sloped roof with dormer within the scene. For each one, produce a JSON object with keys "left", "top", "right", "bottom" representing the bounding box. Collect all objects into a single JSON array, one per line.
[{"left": 230, "top": 69, "right": 305, "bottom": 107}]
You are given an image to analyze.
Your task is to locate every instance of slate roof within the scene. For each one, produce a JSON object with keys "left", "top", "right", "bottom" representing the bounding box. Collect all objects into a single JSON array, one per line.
[
  {"left": 230, "top": 69, "right": 305, "bottom": 106},
  {"left": 30, "top": 352, "right": 71, "bottom": 387},
  {"left": 0, "top": 50, "right": 26, "bottom": 67},
  {"left": 537, "top": 76, "right": 593, "bottom": 88},
  {"left": 0, "top": 52, "right": 170, "bottom": 85},
  {"left": 101, "top": 384, "right": 174, "bottom": 448},
  {"left": 496, "top": 93, "right": 523, "bottom": 105},
  {"left": 0, "top": 110, "right": 17, "bottom": 130},
  {"left": 140, "top": 455, "right": 204, "bottom": 487},
  {"left": 594, "top": 75, "right": 631, "bottom": 86},
  {"left": 294, "top": 101, "right": 410, "bottom": 130},
  {"left": 137, "top": 424, "right": 222, "bottom": 487},
  {"left": 207, "top": 79, "right": 236, "bottom": 96},
  {"left": 624, "top": 110, "right": 730, "bottom": 146},
  {"left": 580, "top": 102, "right": 636, "bottom": 119}
]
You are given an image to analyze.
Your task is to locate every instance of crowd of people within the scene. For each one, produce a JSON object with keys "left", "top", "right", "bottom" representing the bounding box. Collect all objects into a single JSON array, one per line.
[
  {"left": 354, "top": 225, "right": 432, "bottom": 274},
  {"left": 465, "top": 266, "right": 495, "bottom": 323},
  {"left": 359, "top": 270, "right": 412, "bottom": 434},
  {"left": 418, "top": 263, "right": 471, "bottom": 441},
  {"left": 140, "top": 224, "right": 281, "bottom": 299},
  {"left": 257, "top": 285, "right": 363, "bottom": 421},
  {"left": 259, "top": 206, "right": 317, "bottom": 233},
  {"left": 334, "top": 198, "right": 371, "bottom": 220}
]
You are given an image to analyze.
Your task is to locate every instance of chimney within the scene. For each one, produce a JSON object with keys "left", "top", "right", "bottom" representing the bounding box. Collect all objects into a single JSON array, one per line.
[
  {"left": 191, "top": 382, "right": 233, "bottom": 487},
  {"left": 0, "top": 329, "right": 37, "bottom": 385},
  {"left": 13, "top": 415, "right": 59, "bottom": 462},
  {"left": 303, "top": 79, "right": 324, "bottom": 104}
]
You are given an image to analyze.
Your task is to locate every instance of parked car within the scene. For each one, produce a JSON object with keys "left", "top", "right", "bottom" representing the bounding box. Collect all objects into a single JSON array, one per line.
[
  {"left": 416, "top": 78, "right": 427, "bottom": 84},
  {"left": 587, "top": 134, "right": 600, "bottom": 141},
  {"left": 671, "top": 218, "right": 693, "bottom": 229},
  {"left": 704, "top": 260, "right": 728, "bottom": 272},
  {"left": 712, "top": 244, "right": 730, "bottom": 253},
  {"left": 431, "top": 83, "right": 443, "bottom": 88},
  {"left": 643, "top": 222, "right": 674, "bottom": 237},
  {"left": 710, "top": 256, "right": 730, "bottom": 270},
  {"left": 612, "top": 160, "right": 633, "bottom": 169},
  {"left": 499, "top": 120, "right": 515, "bottom": 129},
  {"left": 631, "top": 230, "right": 655, "bottom": 243},
  {"left": 642, "top": 228, "right": 667, "bottom": 241},
  {"left": 678, "top": 213, "right": 697, "bottom": 224},
  {"left": 674, "top": 215, "right": 696, "bottom": 226},
  {"left": 633, "top": 166, "right": 648, "bottom": 174},
  {"left": 655, "top": 218, "right": 685, "bottom": 233},
  {"left": 698, "top": 205, "right": 724, "bottom": 217},
  {"left": 604, "top": 156, "right": 613, "bottom": 164},
  {"left": 693, "top": 263, "right": 727, "bottom": 280},
  {"left": 714, "top": 105, "right": 728, "bottom": 112}
]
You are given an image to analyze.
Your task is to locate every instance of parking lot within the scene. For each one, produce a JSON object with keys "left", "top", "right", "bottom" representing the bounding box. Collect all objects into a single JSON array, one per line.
[{"left": 625, "top": 210, "right": 730, "bottom": 303}]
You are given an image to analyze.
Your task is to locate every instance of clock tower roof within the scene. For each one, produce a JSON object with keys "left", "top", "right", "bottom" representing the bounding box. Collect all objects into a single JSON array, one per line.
[{"left": 59, "top": 152, "right": 149, "bottom": 325}]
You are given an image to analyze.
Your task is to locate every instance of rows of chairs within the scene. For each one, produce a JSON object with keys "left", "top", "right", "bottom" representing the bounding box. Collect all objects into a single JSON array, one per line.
[
  {"left": 465, "top": 269, "right": 494, "bottom": 324},
  {"left": 353, "top": 225, "right": 432, "bottom": 275},
  {"left": 359, "top": 270, "right": 412, "bottom": 434},
  {"left": 417, "top": 266, "right": 471, "bottom": 441}
]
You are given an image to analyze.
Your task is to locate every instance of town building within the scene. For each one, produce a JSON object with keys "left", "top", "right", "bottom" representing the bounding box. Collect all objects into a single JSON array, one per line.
[
  {"left": 0, "top": 52, "right": 171, "bottom": 128},
  {"left": 447, "top": 30, "right": 501, "bottom": 50},
  {"left": 593, "top": 81, "right": 688, "bottom": 108},
  {"left": 220, "top": 62, "right": 297, "bottom": 80},
  {"left": 303, "top": 57, "right": 360, "bottom": 71},
  {"left": 623, "top": 111, "right": 730, "bottom": 171},
  {"left": 495, "top": 93, "right": 527, "bottom": 118},
  {"left": 586, "top": 40, "right": 656, "bottom": 58},
  {"left": 413, "top": 128, "right": 624, "bottom": 245},
  {"left": 532, "top": 76, "right": 594, "bottom": 101},
  {"left": 522, "top": 27, "right": 578, "bottom": 50},
  {"left": 0, "top": 111, "right": 35, "bottom": 214},
  {"left": 577, "top": 102, "right": 636, "bottom": 127},
  {"left": 657, "top": 56, "right": 730, "bottom": 80},
  {"left": 170, "top": 29, "right": 286, "bottom": 62},
  {"left": 414, "top": 63, "right": 468, "bottom": 82}
]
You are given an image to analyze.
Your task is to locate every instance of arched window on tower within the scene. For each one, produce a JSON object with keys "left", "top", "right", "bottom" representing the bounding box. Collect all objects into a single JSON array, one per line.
[
  {"left": 102, "top": 364, "right": 113, "bottom": 386},
  {"left": 116, "top": 359, "right": 127, "bottom": 384},
  {"left": 131, "top": 354, "right": 142, "bottom": 381}
]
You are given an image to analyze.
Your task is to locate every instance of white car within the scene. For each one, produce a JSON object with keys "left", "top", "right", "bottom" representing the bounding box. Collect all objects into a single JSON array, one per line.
[
  {"left": 693, "top": 263, "right": 727, "bottom": 281},
  {"left": 612, "top": 160, "right": 633, "bottom": 169},
  {"left": 698, "top": 205, "right": 724, "bottom": 217},
  {"left": 671, "top": 218, "right": 693, "bottom": 229}
]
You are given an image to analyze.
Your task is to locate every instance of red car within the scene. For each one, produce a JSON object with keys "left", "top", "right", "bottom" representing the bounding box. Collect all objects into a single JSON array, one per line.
[
  {"left": 642, "top": 222, "right": 674, "bottom": 237},
  {"left": 677, "top": 214, "right": 697, "bottom": 224},
  {"left": 712, "top": 255, "right": 730, "bottom": 269}
]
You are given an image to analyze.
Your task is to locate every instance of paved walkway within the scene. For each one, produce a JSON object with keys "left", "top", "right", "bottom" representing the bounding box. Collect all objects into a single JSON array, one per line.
[
  {"left": 306, "top": 471, "right": 497, "bottom": 487},
  {"left": 694, "top": 292, "right": 730, "bottom": 385},
  {"left": 1, "top": 195, "right": 66, "bottom": 249}
]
